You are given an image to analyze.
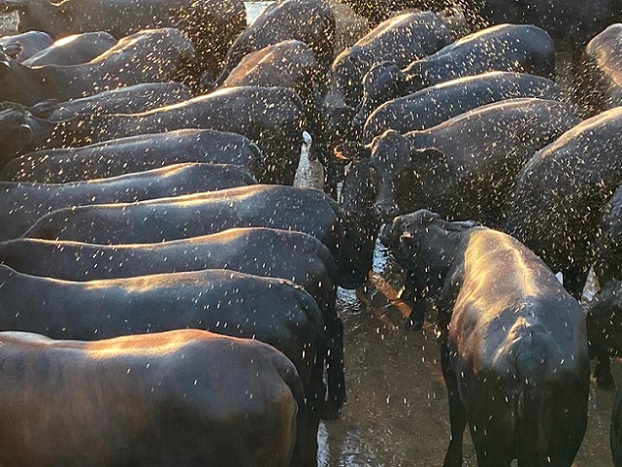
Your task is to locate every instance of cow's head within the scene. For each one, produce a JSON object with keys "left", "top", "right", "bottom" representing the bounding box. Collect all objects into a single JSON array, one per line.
[
  {"left": 332, "top": 51, "right": 368, "bottom": 108},
  {"left": 371, "top": 130, "right": 451, "bottom": 222},
  {"left": 587, "top": 281, "right": 622, "bottom": 360},
  {"left": 2, "top": 42, "right": 22, "bottom": 60},
  {"left": 0, "top": 104, "right": 34, "bottom": 168},
  {"left": 357, "top": 61, "right": 409, "bottom": 123},
  {"left": 0, "top": 45, "right": 11, "bottom": 73},
  {"left": 330, "top": 142, "right": 380, "bottom": 290},
  {"left": 381, "top": 209, "right": 477, "bottom": 326},
  {"left": 0, "top": 100, "right": 64, "bottom": 166}
]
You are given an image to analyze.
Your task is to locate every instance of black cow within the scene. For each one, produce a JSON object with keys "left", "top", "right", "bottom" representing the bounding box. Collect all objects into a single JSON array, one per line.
[
  {"left": 208, "top": 0, "right": 335, "bottom": 90},
  {"left": 0, "top": 265, "right": 324, "bottom": 467},
  {"left": 479, "top": 0, "right": 621, "bottom": 48},
  {"left": 594, "top": 185, "right": 622, "bottom": 293},
  {"left": 22, "top": 31, "right": 117, "bottom": 66},
  {"left": 359, "top": 71, "right": 564, "bottom": 143},
  {"left": 356, "top": 24, "right": 555, "bottom": 126},
  {"left": 23, "top": 184, "right": 375, "bottom": 293},
  {"left": 0, "top": 30, "right": 52, "bottom": 61},
  {"left": 0, "top": 226, "right": 344, "bottom": 419},
  {"left": 55, "top": 86, "right": 305, "bottom": 185},
  {"left": 336, "top": 0, "right": 470, "bottom": 26},
  {"left": 331, "top": 10, "right": 453, "bottom": 108},
  {"left": 1, "top": 129, "right": 261, "bottom": 183},
  {"left": 337, "top": 98, "right": 579, "bottom": 226},
  {"left": 581, "top": 23, "right": 622, "bottom": 116},
  {"left": 507, "top": 106, "right": 622, "bottom": 301},
  {"left": 0, "top": 27, "right": 194, "bottom": 105},
  {"left": 17, "top": 82, "right": 192, "bottom": 121},
  {"left": 0, "top": 0, "right": 246, "bottom": 81},
  {"left": 381, "top": 210, "right": 590, "bottom": 466},
  {"left": 588, "top": 189, "right": 622, "bottom": 387},
  {"left": 213, "top": 40, "right": 331, "bottom": 187},
  {"left": 0, "top": 162, "right": 256, "bottom": 240},
  {"left": 586, "top": 281, "right": 622, "bottom": 389},
  {"left": 0, "top": 329, "right": 305, "bottom": 467}
]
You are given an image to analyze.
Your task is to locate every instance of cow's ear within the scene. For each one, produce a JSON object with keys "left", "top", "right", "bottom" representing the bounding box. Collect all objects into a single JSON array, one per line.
[
  {"left": 0, "top": 47, "right": 10, "bottom": 75},
  {"left": 30, "top": 100, "right": 58, "bottom": 119},
  {"left": 17, "top": 123, "right": 32, "bottom": 145},
  {"left": 3, "top": 42, "right": 22, "bottom": 60},
  {"left": 405, "top": 73, "right": 426, "bottom": 92},
  {"left": 333, "top": 141, "right": 369, "bottom": 165},
  {"left": 0, "top": 0, "right": 27, "bottom": 13},
  {"left": 399, "top": 231, "right": 419, "bottom": 256},
  {"left": 417, "top": 147, "right": 447, "bottom": 169}
]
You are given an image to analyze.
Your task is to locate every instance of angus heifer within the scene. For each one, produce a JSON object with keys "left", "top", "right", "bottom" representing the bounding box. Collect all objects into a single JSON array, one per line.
[
  {"left": 479, "top": 0, "right": 621, "bottom": 48},
  {"left": 381, "top": 210, "right": 590, "bottom": 467},
  {"left": 22, "top": 31, "right": 117, "bottom": 66},
  {"left": 581, "top": 23, "right": 622, "bottom": 116},
  {"left": 0, "top": 162, "right": 256, "bottom": 240},
  {"left": 356, "top": 24, "right": 555, "bottom": 125},
  {"left": 1, "top": 129, "right": 261, "bottom": 182},
  {"left": 0, "top": 27, "right": 194, "bottom": 105},
  {"left": 0, "top": 329, "right": 304, "bottom": 467},
  {"left": 0, "top": 30, "right": 52, "bottom": 61},
  {"left": 213, "top": 40, "right": 331, "bottom": 186},
  {"left": 209, "top": 0, "right": 335, "bottom": 90},
  {"left": 507, "top": 106, "right": 622, "bottom": 301},
  {"left": 337, "top": 98, "right": 579, "bottom": 227},
  {"left": 59, "top": 86, "right": 306, "bottom": 185},
  {"left": 27, "top": 82, "right": 192, "bottom": 120},
  {"left": 331, "top": 10, "right": 453, "bottom": 108},
  {"left": 359, "top": 71, "right": 564, "bottom": 142},
  {"left": 0, "top": 266, "right": 325, "bottom": 466}
]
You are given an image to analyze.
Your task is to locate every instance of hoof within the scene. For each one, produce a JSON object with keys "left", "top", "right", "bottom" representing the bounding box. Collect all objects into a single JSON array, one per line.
[
  {"left": 321, "top": 403, "right": 342, "bottom": 421},
  {"left": 596, "top": 374, "right": 615, "bottom": 390}
]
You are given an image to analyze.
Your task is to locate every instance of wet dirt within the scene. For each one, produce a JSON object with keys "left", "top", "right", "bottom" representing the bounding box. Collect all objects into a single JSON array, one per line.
[{"left": 317, "top": 244, "right": 619, "bottom": 466}]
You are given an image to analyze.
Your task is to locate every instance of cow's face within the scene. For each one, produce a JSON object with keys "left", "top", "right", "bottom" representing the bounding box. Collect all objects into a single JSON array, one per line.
[
  {"left": 0, "top": 107, "right": 34, "bottom": 167},
  {"left": 332, "top": 53, "right": 367, "bottom": 108},
  {"left": 332, "top": 152, "right": 381, "bottom": 290},
  {"left": 381, "top": 209, "right": 474, "bottom": 280},
  {"left": 368, "top": 130, "right": 412, "bottom": 221},
  {"left": 361, "top": 61, "right": 406, "bottom": 109},
  {"left": 587, "top": 281, "right": 622, "bottom": 358}
]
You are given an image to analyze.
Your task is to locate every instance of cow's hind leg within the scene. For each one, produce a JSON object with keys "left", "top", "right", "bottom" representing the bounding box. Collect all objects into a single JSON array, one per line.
[
  {"left": 323, "top": 315, "right": 346, "bottom": 419},
  {"left": 441, "top": 342, "right": 467, "bottom": 467}
]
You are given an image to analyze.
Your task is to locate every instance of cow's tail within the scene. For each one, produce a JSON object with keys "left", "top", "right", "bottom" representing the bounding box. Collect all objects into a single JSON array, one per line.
[
  {"left": 273, "top": 352, "right": 309, "bottom": 467},
  {"left": 513, "top": 331, "right": 553, "bottom": 465}
]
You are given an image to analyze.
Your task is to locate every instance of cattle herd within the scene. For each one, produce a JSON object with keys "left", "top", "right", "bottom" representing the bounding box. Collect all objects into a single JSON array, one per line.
[{"left": 0, "top": 0, "right": 620, "bottom": 465}]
